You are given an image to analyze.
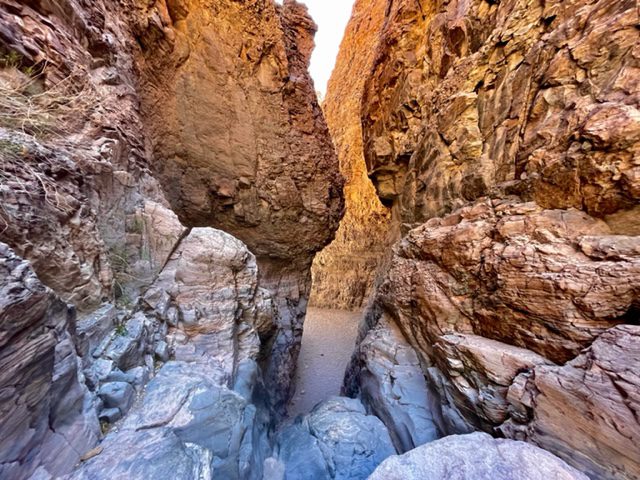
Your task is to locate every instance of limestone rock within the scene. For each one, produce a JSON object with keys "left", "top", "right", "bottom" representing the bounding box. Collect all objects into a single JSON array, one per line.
[
  {"left": 310, "top": 0, "right": 393, "bottom": 311},
  {"left": 368, "top": 432, "right": 588, "bottom": 480},
  {"left": 365, "top": 198, "right": 640, "bottom": 475},
  {"left": 71, "top": 362, "right": 270, "bottom": 480},
  {"left": 0, "top": 243, "right": 99, "bottom": 480},
  {"left": 361, "top": 0, "right": 640, "bottom": 228},
  {"left": 274, "top": 397, "right": 396, "bottom": 480},
  {"left": 144, "top": 227, "right": 274, "bottom": 390},
  {"left": 133, "top": 0, "right": 344, "bottom": 412}
]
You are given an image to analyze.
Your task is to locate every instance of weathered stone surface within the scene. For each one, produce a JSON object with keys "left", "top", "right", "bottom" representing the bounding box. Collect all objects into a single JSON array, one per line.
[
  {"left": 310, "top": 0, "right": 393, "bottom": 311},
  {"left": 144, "top": 228, "right": 274, "bottom": 389},
  {"left": 345, "top": 316, "right": 441, "bottom": 453},
  {"left": 71, "top": 361, "right": 270, "bottom": 480},
  {"left": 0, "top": 0, "right": 179, "bottom": 310},
  {"left": 361, "top": 0, "right": 640, "bottom": 229},
  {"left": 368, "top": 432, "right": 588, "bottom": 480},
  {"left": 0, "top": 243, "right": 99, "bottom": 480},
  {"left": 273, "top": 397, "right": 395, "bottom": 480},
  {"left": 501, "top": 325, "right": 640, "bottom": 480},
  {"left": 360, "top": 198, "right": 640, "bottom": 475},
  {"left": 131, "top": 0, "right": 345, "bottom": 413}
]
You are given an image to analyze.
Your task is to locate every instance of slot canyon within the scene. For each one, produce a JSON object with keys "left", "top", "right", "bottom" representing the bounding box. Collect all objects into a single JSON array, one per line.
[{"left": 0, "top": 0, "right": 638, "bottom": 479}]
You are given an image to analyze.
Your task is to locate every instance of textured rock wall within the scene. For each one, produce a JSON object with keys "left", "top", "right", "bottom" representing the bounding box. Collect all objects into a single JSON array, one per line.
[
  {"left": 0, "top": 243, "right": 99, "bottom": 479},
  {"left": 362, "top": 0, "right": 639, "bottom": 231},
  {"left": 344, "top": 0, "right": 640, "bottom": 477},
  {"left": 130, "top": 0, "right": 344, "bottom": 411},
  {"left": 310, "top": 0, "right": 393, "bottom": 310},
  {"left": 0, "top": 0, "right": 343, "bottom": 477}
]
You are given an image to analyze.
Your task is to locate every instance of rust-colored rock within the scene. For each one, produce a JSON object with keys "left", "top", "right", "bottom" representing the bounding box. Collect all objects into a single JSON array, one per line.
[
  {"left": 310, "top": 0, "right": 393, "bottom": 310},
  {"left": 362, "top": 0, "right": 639, "bottom": 231},
  {"left": 133, "top": 0, "right": 344, "bottom": 410},
  {"left": 343, "top": 0, "right": 640, "bottom": 476}
]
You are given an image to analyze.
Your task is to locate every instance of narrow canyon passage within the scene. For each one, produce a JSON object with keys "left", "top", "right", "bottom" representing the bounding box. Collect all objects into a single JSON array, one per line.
[{"left": 288, "top": 308, "right": 361, "bottom": 417}]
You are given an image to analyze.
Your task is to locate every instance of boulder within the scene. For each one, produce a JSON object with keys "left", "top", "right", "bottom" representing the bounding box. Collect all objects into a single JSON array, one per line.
[
  {"left": 368, "top": 432, "right": 588, "bottom": 480},
  {"left": 346, "top": 316, "right": 441, "bottom": 452},
  {"left": 274, "top": 397, "right": 395, "bottom": 480}
]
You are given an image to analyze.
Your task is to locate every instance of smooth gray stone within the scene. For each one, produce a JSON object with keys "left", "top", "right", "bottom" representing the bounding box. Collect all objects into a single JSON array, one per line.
[
  {"left": 104, "top": 313, "right": 149, "bottom": 370},
  {"left": 275, "top": 397, "right": 396, "bottom": 480},
  {"left": 154, "top": 340, "right": 170, "bottom": 362},
  {"left": 99, "top": 407, "right": 122, "bottom": 423},
  {"left": 368, "top": 432, "right": 589, "bottom": 480},
  {"left": 75, "top": 304, "right": 116, "bottom": 360},
  {"left": 98, "top": 382, "right": 134, "bottom": 414}
]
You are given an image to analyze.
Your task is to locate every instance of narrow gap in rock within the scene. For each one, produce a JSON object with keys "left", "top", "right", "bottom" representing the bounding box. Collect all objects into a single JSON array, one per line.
[{"left": 287, "top": 306, "right": 361, "bottom": 417}]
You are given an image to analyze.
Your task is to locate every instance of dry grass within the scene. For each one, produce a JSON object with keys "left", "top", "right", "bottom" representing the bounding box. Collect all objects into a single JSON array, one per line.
[{"left": 0, "top": 57, "right": 95, "bottom": 140}]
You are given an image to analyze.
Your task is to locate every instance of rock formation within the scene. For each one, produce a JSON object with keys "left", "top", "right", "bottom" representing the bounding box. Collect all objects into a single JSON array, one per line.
[
  {"left": 0, "top": 243, "right": 99, "bottom": 479},
  {"left": 369, "top": 432, "right": 589, "bottom": 480},
  {"left": 132, "top": 0, "right": 344, "bottom": 411},
  {"left": 0, "top": 0, "right": 342, "bottom": 477},
  {"left": 343, "top": 0, "right": 640, "bottom": 478},
  {"left": 310, "top": 0, "right": 393, "bottom": 310},
  {"left": 1, "top": 0, "right": 639, "bottom": 478}
]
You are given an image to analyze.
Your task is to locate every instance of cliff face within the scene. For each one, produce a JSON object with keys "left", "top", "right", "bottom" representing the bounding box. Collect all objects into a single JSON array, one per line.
[
  {"left": 362, "top": 0, "right": 639, "bottom": 230},
  {"left": 346, "top": 0, "right": 640, "bottom": 478},
  {"left": 309, "top": 0, "right": 393, "bottom": 311},
  {"left": 132, "top": 0, "right": 344, "bottom": 410},
  {"left": 0, "top": 0, "right": 342, "bottom": 477}
]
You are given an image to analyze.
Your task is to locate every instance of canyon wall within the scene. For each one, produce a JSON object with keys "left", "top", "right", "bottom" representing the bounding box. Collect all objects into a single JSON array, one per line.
[
  {"left": 131, "top": 0, "right": 344, "bottom": 411},
  {"left": 0, "top": 0, "right": 342, "bottom": 477},
  {"left": 309, "top": 0, "right": 393, "bottom": 310},
  {"left": 345, "top": 0, "right": 640, "bottom": 478}
]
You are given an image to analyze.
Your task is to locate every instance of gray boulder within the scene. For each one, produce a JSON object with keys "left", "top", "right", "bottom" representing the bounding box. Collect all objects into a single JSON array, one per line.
[
  {"left": 353, "top": 317, "right": 441, "bottom": 452},
  {"left": 368, "top": 432, "right": 589, "bottom": 480},
  {"left": 98, "top": 382, "right": 135, "bottom": 414},
  {"left": 274, "top": 397, "right": 396, "bottom": 480},
  {"left": 71, "top": 361, "right": 270, "bottom": 480}
]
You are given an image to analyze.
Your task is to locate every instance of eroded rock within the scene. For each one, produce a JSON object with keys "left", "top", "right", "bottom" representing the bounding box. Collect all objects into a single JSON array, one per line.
[
  {"left": 368, "top": 432, "right": 588, "bottom": 480},
  {"left": 0, "top": 243, "right": 99, "bottom": 480},
  {"left": 273, "top": 397, "right": 395, "bottom": 480}
]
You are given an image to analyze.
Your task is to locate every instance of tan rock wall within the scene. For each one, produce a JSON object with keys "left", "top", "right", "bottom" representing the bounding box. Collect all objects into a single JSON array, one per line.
[
  {"left": 310, "top": 0, "right": 394, "bottom": 310},
  {"left": 344, "top": 0, "right": 640, "bottom": 477}
]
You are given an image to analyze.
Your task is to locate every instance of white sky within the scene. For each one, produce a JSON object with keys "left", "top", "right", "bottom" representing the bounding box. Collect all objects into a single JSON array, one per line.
[{"left": 276, "top": 0, "right": 355, "bottom": 95}]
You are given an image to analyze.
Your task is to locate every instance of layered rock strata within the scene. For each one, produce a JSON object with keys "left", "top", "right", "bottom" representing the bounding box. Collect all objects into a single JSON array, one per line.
[
  {"left": 0, "top": 0, "right": 343, "bottom": 477},
  {"left": 0, "top": 243, "right": 99, "bottom": 479},
  {"left": 342, "top": 0, "right": 640, "bottom": 477},
  {"left": 132, "top": 0, "right": 344, "bottom": 411}
]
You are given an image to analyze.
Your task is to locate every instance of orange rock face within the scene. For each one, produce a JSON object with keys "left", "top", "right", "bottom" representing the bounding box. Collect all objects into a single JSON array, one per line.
[{"left": 310, "top": 0, "right": 393, "bottom": 310}]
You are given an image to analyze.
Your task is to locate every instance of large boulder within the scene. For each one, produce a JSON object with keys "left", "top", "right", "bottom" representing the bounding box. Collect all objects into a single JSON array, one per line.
[
  {"left": 345, "top": 316, "right": 441, "bottom": 452},
  {"left": 502, "top": 325, "right": 640, "bottom": 480},
  {"left": 368, "top": 432, "right": 588, "bottom": 480},
  {"left": 70, "top": 361, "right": 270, "bottom": 480},
  {"left": 273, "top": 397, "right": 396, "bottom": 480},
  {"left": 358, "top": 198, "right": 640, "bottom": 476}
]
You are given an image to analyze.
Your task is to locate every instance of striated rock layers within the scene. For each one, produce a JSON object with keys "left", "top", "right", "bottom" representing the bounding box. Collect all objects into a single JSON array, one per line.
[
  {"left": 310, "top": 0, "right": 393, "bottom": 311},
  {"left": 0, "top": 0, "right": 342, "bottom": 478},
  {"left": 344, "top": 0, "right": 640, "bottom": 478},
  {"left": 132, "top": 0, "right": 344, "bottom": 411},
  {"left": 0, "top": 243, "right": 99, "bottom": 479}
]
